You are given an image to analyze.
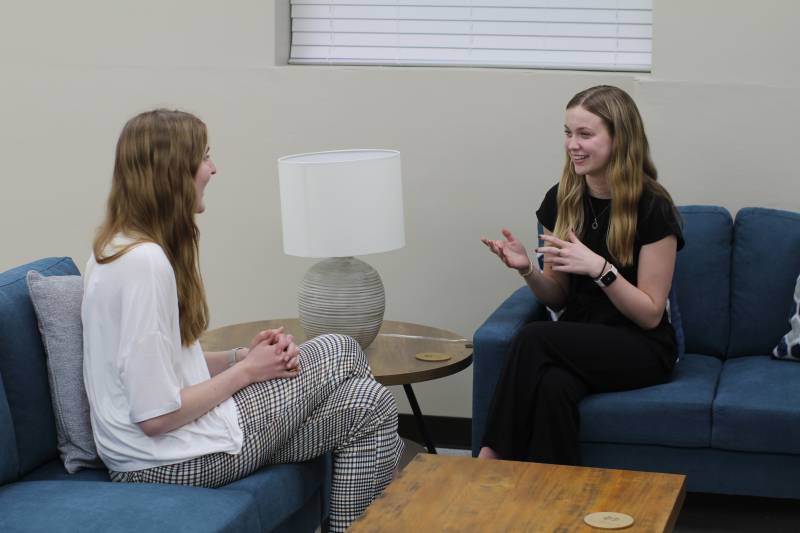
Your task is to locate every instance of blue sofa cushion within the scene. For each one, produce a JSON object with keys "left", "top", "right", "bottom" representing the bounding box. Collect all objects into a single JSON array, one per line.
[
  {"left": 19, "top": 431, "right": 330, "bottom": 528},
  {"left": 582, "top": 443, "right": 800, "bottom": 499},
  {"left": 674, "top": 207, "right": 732, "bottom": 358},
  {"left": 773, "top": 272, "right": 800, "bottom": 361},
  {"left": 0, "top": 257, "right": 79, "bottom": 479},
  {"left": 0, "top": 373, "right": 17, "bottom": 486},
  {"left": 0, "top": 480, "right": 259, "bottom": 533},
  {"left": 729, "top": 208, "right": 800, "bottom": 358},
  {"left": 579, "top": 353, "right": 722, "bottom": 447},
  {"left": 221, "top": 457, "right": 328, "bottom": 532},
  {"left": 712, "top": 355, "right": 800, "bottom": 454}
]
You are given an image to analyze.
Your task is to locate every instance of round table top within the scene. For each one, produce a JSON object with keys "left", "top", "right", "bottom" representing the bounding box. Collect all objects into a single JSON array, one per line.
[{"left": 200, "top": 319, "right": 473, "bottom": 386}]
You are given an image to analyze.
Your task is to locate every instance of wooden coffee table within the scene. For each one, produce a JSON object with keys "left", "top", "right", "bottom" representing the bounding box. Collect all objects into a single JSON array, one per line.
[
  {"left": 200, "top": 318, "right": 472, "bottom": 454},
  {"left": 349, "top": 454, "right": 686, "bottom": 532}
]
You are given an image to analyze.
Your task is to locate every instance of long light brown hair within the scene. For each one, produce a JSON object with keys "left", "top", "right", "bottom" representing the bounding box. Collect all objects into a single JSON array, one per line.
[
  {"left": 93, "top": 109, "right": 209, "bottom": 346},
  {"left": 554, "top": 85, "right": 677, "bottom": 266}
]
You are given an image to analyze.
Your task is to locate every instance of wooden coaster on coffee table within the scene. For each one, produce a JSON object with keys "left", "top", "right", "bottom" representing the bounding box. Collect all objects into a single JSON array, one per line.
[
  {"left": 583, "top": 512, "right": 634, "bottom": 529},
  {"left": 415, "top": 352, "right": 452, "bottom": 362}
]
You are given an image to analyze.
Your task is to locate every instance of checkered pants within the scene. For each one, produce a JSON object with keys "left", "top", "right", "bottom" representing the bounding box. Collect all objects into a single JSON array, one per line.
[{"left": 109, "top": 334, "right": 403, "bottom": 532}]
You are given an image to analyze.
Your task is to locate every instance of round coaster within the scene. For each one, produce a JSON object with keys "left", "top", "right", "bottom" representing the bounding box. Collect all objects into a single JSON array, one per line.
[
  {"left": 415, "top": 352, "right": 452, "bottom": 362},
  {"left": 583, "top": 512, "right": 634, "bottom": 530}
]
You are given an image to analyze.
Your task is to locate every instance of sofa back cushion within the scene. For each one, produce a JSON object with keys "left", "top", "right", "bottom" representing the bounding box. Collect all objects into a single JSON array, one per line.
[
  {"left": 0, "top": 257, "right": 79, "bottom": 480},
  {"left": 728, "top": 208, "right": 800, "bottom": 358},
  {"left": 674, "top": 206, "right": 733, "bottom": 358},
  {"left": 27, "top": 271, "right": 102, "bottom": 473}
]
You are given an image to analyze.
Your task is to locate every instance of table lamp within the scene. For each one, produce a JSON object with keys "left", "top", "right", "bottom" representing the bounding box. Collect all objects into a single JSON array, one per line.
[{"left": 278, "top": 149, "right": 405, "bottom": 349}]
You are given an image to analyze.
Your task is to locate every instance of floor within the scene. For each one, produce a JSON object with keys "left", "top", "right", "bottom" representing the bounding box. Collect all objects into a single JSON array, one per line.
[{"left": 398, "top": 443, "right": 800, "bottom": 532}]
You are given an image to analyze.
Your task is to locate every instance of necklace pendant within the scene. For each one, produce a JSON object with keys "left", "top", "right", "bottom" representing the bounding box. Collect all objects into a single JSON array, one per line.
[{"left": 591, "top": 219, "right": 599, "bottom": 230}]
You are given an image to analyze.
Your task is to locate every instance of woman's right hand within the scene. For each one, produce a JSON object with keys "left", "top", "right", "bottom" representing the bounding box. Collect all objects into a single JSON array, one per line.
[
  {"left": 481, "top": 228, "right": 531, "bottom": 273},
  {"left": 247, "top": 327, "right": 284, "bottom": 353},
  {"left": 240, "top": 333, "right": 301, "bottom": 383}
]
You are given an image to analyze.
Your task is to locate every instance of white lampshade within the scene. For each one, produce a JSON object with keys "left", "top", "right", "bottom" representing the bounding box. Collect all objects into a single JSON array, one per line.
[
  {"left": 277, "top": 149, "right": 405, "bottom": 349},
  {"left": 278, "top": 149, "right": 405, "bottom": 258}
]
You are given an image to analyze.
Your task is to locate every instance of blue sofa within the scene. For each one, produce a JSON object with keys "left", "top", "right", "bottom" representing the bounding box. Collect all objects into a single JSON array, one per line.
[
  {"left": 0, "top": 257, "right": 330, "bottom": 532},
  {"left": 472, "top": 206, "right": 800, "bottom": 499}
]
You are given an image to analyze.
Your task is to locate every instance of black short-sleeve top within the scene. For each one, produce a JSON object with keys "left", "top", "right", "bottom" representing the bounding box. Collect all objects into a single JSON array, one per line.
[{"left": 535, "top": 182, "right": 684, "bottom": 357}]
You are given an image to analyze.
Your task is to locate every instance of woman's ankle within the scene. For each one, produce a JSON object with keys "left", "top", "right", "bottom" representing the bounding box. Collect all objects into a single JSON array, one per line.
[{"left": 478, "top": 446, "right": 500, "bottom": 459}]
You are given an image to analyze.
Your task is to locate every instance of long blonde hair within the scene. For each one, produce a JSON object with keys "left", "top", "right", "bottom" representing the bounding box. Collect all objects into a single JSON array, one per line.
[
  {"left": 93, "top": 109, "right": 209, "bottom": 346},
  {"left": 554, "top": 85, "right": 676, "bottom": 266}
]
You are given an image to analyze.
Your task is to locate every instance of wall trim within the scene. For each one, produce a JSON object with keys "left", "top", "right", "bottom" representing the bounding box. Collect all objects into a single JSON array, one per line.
[{"left": 398, "top": 414, "right": 471, "bottom": 451}]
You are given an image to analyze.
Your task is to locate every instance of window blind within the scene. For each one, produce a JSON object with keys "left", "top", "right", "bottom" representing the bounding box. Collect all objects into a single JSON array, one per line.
[{"left": 289, "top": 1, "right": 652, "bottom": 72}]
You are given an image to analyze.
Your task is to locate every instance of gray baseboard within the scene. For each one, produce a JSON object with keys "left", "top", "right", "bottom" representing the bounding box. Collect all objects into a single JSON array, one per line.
[{"left": 397, "top": 414, "right": 471, "bottom": 450}]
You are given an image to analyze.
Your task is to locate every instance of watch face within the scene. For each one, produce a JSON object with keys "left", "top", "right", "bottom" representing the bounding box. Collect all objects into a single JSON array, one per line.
[{"left": 600, "top": 270, "right": 617, "bottom": 287}]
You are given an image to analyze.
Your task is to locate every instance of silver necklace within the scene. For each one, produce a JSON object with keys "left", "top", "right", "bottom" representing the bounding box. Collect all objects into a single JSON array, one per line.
[{"left": 588, "top": 198, "right": 610, "bottom": 230}]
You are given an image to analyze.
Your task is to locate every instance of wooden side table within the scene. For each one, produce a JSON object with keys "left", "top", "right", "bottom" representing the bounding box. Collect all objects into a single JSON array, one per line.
[{"left": 200, "top": 319, "right": 473, "bottom": 454}]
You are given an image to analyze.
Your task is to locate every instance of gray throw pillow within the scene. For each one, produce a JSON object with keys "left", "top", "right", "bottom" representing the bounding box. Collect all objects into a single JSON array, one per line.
[
  {"left": 26, "top": 271, "right": 102, "bottom": 472},
  {"left": 773, "top": 273, "right": 800, "bottom": 362}
]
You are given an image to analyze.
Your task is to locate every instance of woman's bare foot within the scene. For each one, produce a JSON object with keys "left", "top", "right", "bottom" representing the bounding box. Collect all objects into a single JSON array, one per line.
[{"left": 478, "top": 446, "right": 500, "bottom": 459}]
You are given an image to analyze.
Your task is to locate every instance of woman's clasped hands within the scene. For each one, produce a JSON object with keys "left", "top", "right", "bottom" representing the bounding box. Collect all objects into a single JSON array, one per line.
[
  {"left": 537, "top": 230, "right": 605, "bottom": 278},
  {"left": 240, "top": 327, "right": 302, "bottom": 383}
]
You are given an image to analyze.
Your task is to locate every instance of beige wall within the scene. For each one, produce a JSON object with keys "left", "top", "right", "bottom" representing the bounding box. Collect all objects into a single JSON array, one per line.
[{"left": 2, "top": 1, "right": 798, "bottom": 418}]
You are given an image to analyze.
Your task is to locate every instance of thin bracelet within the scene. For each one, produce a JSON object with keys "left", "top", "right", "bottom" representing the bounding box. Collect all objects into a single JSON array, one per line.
[
  {"left": 593, "top": 259, "right": 608, "bottom": 280},
  {"left": 227, "top": 347, "right": 245, "bottom": 368},
  {"left": 520, "top": 261, "right": 535, "bottom": 279}
]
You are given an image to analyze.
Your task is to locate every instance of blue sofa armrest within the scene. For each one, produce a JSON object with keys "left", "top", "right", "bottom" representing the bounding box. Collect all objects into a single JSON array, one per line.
[{"left": 471, "top": 286, "right": 548, "bottom": 455}]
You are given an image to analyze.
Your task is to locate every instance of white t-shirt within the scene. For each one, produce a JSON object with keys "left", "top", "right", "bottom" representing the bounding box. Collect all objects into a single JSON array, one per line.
[{"left": 82, "top": 236, "right": 243, "bottom": 472}]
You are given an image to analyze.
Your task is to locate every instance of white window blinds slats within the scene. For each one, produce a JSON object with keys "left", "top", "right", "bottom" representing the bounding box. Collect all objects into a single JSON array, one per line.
[
  {"left": 292, "top": 19, "right": 651, "bottom": 39},
  {"left": 292, "top": 34, "right": 650, "bottom": 53},
  {"left": 289, "top": 1, "right": 653, "bottom": 71}
]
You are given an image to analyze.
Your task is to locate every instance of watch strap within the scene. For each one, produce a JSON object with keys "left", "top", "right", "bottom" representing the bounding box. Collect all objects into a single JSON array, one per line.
[{"left": 594, "top": 264, "right": 619, "bottom": 288}]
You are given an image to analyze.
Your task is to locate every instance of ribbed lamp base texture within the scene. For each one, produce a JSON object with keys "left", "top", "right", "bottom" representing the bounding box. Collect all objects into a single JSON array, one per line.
[{"left": 298, "top": 257, "right": 385, "bottom": 349}]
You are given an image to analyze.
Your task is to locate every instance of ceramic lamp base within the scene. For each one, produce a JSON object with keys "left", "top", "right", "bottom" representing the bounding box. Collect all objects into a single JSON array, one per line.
[{"left": 298, "top": 257, "right": 385, "bottom": 349}]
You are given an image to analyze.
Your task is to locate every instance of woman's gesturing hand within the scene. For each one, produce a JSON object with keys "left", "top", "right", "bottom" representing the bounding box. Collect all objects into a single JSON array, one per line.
[
  {"left": 481, "top": 228, "right": 531, "bottom": 273},
  {"left": 537, "top": 230, "right": 606, "bottom": 277}
]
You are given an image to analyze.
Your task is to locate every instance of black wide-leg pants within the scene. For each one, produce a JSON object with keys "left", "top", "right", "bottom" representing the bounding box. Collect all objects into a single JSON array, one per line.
[{"left": 481, "top": 321, "right": 674, "bottom": 465}]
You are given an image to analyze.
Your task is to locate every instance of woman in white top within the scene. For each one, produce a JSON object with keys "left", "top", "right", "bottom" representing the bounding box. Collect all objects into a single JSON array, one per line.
[{"left": 82, "top": 109, "right": 403, "bottom": 532}]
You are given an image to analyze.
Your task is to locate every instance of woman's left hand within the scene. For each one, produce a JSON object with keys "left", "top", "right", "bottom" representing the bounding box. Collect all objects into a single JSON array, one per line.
[
  {"left": 537, "top": 230, "right": 606, "bottom": 278},
  {"left": 255, "top": 329, "right": 300, "bottom": 373},
  {"left": 239, "top": 327, "right": 286, "bottom": 360},
  {"left": 279, "top": 334, "right": 301, "bottom": 373}
]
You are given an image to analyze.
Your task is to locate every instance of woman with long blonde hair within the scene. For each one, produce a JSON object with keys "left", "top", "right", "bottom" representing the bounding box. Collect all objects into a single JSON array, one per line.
[
  {"left": 479, "top": 86, "right": 683, "bottom": 464},
  {"left": 82, "top": 109, "right": 402, "bottom": 532}
]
